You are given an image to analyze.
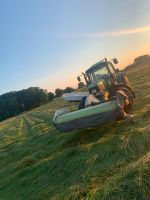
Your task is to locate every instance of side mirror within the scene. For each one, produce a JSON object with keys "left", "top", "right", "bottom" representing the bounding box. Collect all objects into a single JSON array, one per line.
[
  {"left": 77, "top": 76, "right": 81, "bottom": 82},
  {"left": 113, "top": 58, "right": 118, "bottom": 64}
]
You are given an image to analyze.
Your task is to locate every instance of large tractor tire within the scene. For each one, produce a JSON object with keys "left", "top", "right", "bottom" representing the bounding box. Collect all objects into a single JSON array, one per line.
[
  {"left": 118, "top": 83, "right": 136, "bottom": 98},
  {"left": 119, "top": 84, "right": 135, "bottom": 113}
]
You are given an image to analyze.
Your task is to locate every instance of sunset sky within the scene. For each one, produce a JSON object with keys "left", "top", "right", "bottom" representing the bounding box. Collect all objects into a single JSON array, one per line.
[{"left": 0, "top": 0, "right": 150, "bottom": 94}]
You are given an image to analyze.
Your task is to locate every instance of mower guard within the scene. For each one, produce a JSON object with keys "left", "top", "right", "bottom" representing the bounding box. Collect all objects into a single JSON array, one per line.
[{"left": 53, "top": 99, "right": 120, "bottom": 132}]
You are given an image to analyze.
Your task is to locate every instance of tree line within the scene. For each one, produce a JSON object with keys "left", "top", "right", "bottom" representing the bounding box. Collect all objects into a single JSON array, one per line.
[
  {"left": 55, "top": 87, "right": 75, "bottom": 97},
  {"left": 0, "top": 86, "right": 75, "bottom": 122}
]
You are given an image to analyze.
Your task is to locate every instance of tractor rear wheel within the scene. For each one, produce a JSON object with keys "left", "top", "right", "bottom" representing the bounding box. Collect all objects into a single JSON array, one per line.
[{"left": 120, "top": 86, "right": 135, "bottom": 113}]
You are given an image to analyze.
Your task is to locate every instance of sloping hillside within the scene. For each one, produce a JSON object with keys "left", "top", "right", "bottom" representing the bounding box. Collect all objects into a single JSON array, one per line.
[{"left": 0, "top": 62, "right": 150, "bottom": 200}]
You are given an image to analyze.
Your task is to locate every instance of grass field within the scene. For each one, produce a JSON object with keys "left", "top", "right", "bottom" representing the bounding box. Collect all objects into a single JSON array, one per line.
[{"left": 0, "top": 62, "right": 150, "bottom": 200}]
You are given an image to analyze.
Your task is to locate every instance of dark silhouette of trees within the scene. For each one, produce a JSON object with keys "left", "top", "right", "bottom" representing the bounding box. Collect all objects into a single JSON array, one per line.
[
  {"left": 55, "top": 87, "right": 75, "bottom": 97},
  {"left": 55, "top": 88, "right": 63, "bottom": 97},
  {"left": 0, "top": 85, "right": 76, "bottom": 122},
  {"left": 48, "top": 92, "right": 55, "bottom": 101},
  {"left": 0, "top": 87, "right": 51, "bottom": 122},
  {"left": 63, "top": 87, "right": 75, "bottom": 93}
]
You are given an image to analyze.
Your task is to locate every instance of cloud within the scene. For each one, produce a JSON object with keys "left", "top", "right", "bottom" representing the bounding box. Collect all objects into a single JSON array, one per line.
[{"left": 74, "top": 26, "right": 150, "bottom": 38}]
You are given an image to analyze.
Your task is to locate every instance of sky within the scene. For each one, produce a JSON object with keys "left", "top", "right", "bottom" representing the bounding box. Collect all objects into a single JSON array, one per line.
[{"left": 0, "top": 0, "right": 150, "bottom": 94}]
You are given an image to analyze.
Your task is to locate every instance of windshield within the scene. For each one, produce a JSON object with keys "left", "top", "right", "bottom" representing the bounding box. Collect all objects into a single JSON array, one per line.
[{"left": 88, "top": 65, "right": 110, "bottom": 83}]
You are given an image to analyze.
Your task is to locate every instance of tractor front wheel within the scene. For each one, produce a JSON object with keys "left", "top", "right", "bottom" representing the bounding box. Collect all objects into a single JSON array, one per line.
[{"left": 78, "top": 96, "right": 86, "bottom": 110}]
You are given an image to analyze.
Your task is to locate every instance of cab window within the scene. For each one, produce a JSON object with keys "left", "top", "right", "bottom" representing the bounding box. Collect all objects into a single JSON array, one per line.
[{"left": 91, "top": 66, "right": 110, "bottom": 82}]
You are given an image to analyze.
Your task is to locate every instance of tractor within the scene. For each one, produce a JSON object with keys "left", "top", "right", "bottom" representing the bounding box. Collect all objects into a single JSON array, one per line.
[
  {"left": 52, "top": 58, "right": 135, "bottom": 132},
  {"left": 77, "top": 58, "right": 135, "bottom": 112}
]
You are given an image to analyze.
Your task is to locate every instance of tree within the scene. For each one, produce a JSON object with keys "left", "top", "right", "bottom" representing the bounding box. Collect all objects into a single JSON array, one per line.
[
  {"left": 48, "top": 92, "right": 54, "bottom": 101},
  {"left": 63, "top": 87, "right": 75, "bottom": 93},
  {"left": 55, "top": 88, "right": 63, "bottom": 97}
]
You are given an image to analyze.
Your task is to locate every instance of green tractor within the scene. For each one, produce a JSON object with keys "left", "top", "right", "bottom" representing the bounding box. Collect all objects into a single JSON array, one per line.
[
  {"left": 53, "top": 58, "right": 135, "bottom": 132},
  {"left": 77, "top": 58, "right": 135, "bottom": 110}
]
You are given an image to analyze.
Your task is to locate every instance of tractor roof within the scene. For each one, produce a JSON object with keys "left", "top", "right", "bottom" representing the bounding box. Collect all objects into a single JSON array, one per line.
[{"left": 85, "top": 59, "right": 107, "bottom": 74}]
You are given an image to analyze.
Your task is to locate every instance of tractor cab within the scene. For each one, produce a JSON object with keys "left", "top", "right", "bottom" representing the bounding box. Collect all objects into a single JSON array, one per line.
[{"left": 77, "top": 58, "right": 120, "bottom": 101}]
